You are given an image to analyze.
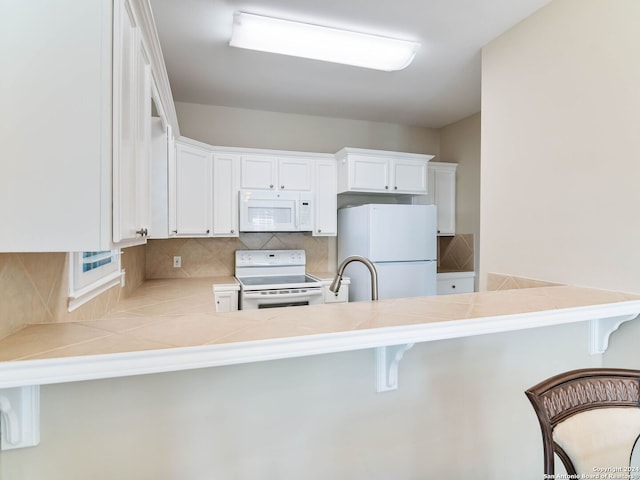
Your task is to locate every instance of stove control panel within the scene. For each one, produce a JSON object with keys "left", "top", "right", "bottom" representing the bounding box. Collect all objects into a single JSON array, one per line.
[{"left": 235, "top": 249, "right": 306, "bottom": 267}]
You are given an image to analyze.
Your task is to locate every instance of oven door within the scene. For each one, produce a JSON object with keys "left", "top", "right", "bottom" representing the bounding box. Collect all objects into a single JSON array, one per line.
[{"left": 240, "top": 288, "right": 324, "bottom": 310}]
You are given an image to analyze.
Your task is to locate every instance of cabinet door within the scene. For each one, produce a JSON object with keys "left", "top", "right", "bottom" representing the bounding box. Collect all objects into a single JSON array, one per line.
[
  {"left": 149, "top": 116, "right": 169, "bottom": 238},
  {"left": 278, "top": 158, "right": 312, "bottom": 190},
  {"left": 214, "top": 290, "right": 238, "bottom": 312},
  {"left": 112, "top": 0, "right": 140, "bottom": 243},
  {"left": 113, "top": 0, "right": 152, "bottom": 245},
  {"left": 313, "top": 159, "right": 337, "bottom": 236},
  {"left": 212, "top": 153, "right": 240, "bottom": 236},
  {"left": 1, "top": 0, "right": 112, "bottom": 251},
  {"left": 434, "top": 167, "right": 456, "bottom": 235},
  {"left": 392, "top": 158, "right": 428, "bottom": 194},
  {"left": 240, "top": 155, "right": 277, "bottom": 190},
  {"left": 174, "top": 143, "right": 211, "bottom": 236},
  {"left": 348, "top": 155, "right": 390, "bottom": 192}
]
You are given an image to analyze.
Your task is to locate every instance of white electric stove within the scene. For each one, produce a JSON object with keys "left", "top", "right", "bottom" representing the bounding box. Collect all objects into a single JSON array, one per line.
[{"left": 235, "top": 250, "right": 324, "bottom": 310}]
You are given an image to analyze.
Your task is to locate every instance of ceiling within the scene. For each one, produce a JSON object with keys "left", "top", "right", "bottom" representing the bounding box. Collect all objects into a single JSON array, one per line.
[{"left": 149, "top": 0, "right": 550, "bottom": 129}]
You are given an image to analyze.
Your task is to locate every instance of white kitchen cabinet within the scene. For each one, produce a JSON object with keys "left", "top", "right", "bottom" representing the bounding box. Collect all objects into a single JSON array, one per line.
[
  {"left": 171, "top": 140, "right": 241, "bottom": 238},
  {"left": 436, "top": 272, "right": 475, "bottom": 295},
  {"left": 240, "top": 155, "right": 312, "bottom": 191},
  {"left": 278, "top": 158, "right": 313, "bottom": 190},
  {"left": 212, "top": 153, "right": 240, "bottom": 236},
  {"left": 112, "top": 0, "right": 152, "bottom": 244},
  {"left": 393, "top": 158, "right": 430, "bottom": 193},
  {"left": 240, "top": 155, "right": 278, "bottom": 190},
  {"left": 213, "top": 284, "right": 239, "bottom": 312},
  {"left": 173, "top": 142, "right": 212, "bottom": 236},
  {"left": 323, "top": 284, "right": 349, "bottom": 303},
  {"left": 316, "top": 277, "right": 350, "bottom": 303},
  {"left": 336, "top": 148, "right": 434, "bottom": 195},
  {"left": 149, "top": 117, "right": 169, "bottom": 238},
  {"left": 1, "top": 0, "right": 176, "bottom": 252},
  {"left": 313, "top": 159, "right": 338, "bottom": 236},
  {"left": 426, "top": 162, "right": 457, "bottom": 236},
  {"left": 167, "top": 140, "right": 336, "bottom": 238}
]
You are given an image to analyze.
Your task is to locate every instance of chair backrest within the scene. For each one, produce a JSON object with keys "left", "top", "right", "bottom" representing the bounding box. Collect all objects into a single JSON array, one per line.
[{"left": 526, "top": 368, "right": 640, "bottom": 477}]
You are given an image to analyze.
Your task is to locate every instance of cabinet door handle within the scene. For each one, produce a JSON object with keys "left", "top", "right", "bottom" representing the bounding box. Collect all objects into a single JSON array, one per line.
[
  {"left": 269, "top": 184, "right": 274, "bottom": 189},
  {"left": 394, "top": 186, "right": 398, "bottom": 190},
  {"left": 230, "top": 229, "right": 235, "bottom": 234},
  {"left": 206, "top": 229, "right": 210, "bottom": 234},
  {"left": 136, "top": 228, "right": 148, "bottom": 236},
  {"left": 385, "top": 185, "right": 389, "bottom": 190},
  {"left": 172, "top": 230, "right": 178, "bottom": 234},
  {"left": 280, "top": 185, "right": 285, "bottom": 189},
  {"left": 451, "top": 285, "right": 456, "bottom": 289}
]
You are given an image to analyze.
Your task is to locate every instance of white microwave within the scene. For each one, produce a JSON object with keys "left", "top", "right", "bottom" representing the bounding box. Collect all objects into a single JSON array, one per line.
[{"left": 239, "top": 189, "right": 314, "bottom": 232}]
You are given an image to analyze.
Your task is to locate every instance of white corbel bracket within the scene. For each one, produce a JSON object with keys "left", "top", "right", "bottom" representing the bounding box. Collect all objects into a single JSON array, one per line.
[
  {"left": 589, "top": 314, "right": 638, "bottom": 355},
  {"left": 0, "top": 386, "right": 40, "bottom": 450},
  {"left": 375, "top": 343, "right": 415, "bottom": 392}
]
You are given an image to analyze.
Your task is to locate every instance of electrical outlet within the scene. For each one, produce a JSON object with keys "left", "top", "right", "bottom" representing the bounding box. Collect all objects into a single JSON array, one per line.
[{"left": 173, "top": 256, "right": 181, "bottom": 268}]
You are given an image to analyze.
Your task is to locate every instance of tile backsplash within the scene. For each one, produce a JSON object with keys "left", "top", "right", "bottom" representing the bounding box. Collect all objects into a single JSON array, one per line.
[
  {"left": 146, "top": 234, "right": 330, "bottom": 279},
  {"left": 438, "top": 234, "right": 474, "bottom": 272},
  {"left": 0, "top": 246, "right": 145, "bottom": 339},
  {"left": 487, "top": 273, "right": 563, "bottom": 291}
]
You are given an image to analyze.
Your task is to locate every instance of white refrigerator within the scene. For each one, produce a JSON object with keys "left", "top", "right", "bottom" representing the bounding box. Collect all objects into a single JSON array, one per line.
[{"left": 337, "top": 204, "right": 437, "bottom": 302}]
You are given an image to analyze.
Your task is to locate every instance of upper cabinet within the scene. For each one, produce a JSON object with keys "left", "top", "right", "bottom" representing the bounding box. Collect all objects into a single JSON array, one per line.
[
  {"left": 159, "top": 140, "right": 337, "bottom": 238},
  {"left": 336, "top": 148, "right": 434, "bottom": 195},
  {"left": 212, "top": 153, "right": 240, "bottom": 236},
  {"left": 112, "top": 0, "right": 152, "bottom": 244},
  {"left": 169, "top": 141, "right": 241, "bottom": 238},
  {"left": 240, "top": 156, "right": 312, "bottom": 191},
  {"left": 314, "top": 159, "right": 338, "bottom": 236},
  {"left": 1, "top": 0, "right": 178, "bottom": 252},
  {"left": 426, "top": 162, "right": 457, "bottom": 236},
  {"left": 173, "top": 143, "right": 212, "bottom": 236}
]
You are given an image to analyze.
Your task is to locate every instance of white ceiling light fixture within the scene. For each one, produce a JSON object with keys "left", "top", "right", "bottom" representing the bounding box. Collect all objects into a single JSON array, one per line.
[{"left": 229, "top": 12, "right": 420, "bottom": 72}]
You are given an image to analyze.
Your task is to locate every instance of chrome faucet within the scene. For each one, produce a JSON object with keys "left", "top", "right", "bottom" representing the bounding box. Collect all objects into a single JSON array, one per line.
[{"left": 330, "top": 255, "right": 378, "bottom": 301}]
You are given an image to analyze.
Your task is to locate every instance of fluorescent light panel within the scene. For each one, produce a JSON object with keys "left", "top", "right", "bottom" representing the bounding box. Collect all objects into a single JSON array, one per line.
[{"left": 229, "top": 12, "right": 419, "bottom": 72}]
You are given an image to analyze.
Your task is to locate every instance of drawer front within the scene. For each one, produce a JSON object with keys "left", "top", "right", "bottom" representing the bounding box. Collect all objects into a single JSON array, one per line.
[{"left": 436, "top": 277, "right": 474, "bottom": 295}]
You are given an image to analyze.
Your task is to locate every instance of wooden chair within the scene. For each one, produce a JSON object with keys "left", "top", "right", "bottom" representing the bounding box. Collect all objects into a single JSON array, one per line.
[{"left": 526, "top": 368, "right": 640, "bottom": 478}]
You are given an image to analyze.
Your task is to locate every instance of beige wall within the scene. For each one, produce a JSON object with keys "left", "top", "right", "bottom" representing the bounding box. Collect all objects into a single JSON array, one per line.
[
  {"left": 480, "top": 0, "right": 640, "bottom": 292},
  {"left": 175, "top": 102, "right": 441, "bottom": 156}
]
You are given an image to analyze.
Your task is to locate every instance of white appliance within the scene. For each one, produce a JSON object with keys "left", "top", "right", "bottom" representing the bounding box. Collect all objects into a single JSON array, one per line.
[
  {"left": 239, "top": 189, "right": 313, "bottom": 232},
  {"left": 235, "top": 249, "right": 324, "bottom": 310},
  {"left": 337, "top": 204, "right": 437, "bottom": 301}
]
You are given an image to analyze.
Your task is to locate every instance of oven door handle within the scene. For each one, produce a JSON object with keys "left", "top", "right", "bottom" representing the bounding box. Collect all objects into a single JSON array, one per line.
[{"left": 243, "top": 289, "right": 323, "bottom": 299}]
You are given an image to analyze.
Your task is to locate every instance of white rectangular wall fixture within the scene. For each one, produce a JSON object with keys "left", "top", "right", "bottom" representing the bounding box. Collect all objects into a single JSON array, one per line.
[{"left": 0, "top": 386, "right": 40, "bottom": 450}]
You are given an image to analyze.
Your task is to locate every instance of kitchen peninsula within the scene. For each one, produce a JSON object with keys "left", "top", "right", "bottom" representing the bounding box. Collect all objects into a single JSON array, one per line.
[{"left": 1, "top": 278, "right": 639, "bottom": 391}]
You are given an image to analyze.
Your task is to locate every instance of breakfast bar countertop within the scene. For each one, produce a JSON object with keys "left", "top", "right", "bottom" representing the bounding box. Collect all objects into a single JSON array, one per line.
[{"left": 1, "top": 277, "right": 640, "bottom": 388}]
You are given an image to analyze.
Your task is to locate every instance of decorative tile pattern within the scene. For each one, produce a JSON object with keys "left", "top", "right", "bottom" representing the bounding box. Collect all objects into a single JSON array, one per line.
[
  {"left": 438, "top": 234, "right": 474, "bottom": 272},
  {"left": 487, "top": 273, "right": 564, "bottom": 291},
  {"left": 0, "top": 245, "right": 147, "bottom": 340},
  {"left": 145, "top": 234, "right": 329, "bottom": 279}
]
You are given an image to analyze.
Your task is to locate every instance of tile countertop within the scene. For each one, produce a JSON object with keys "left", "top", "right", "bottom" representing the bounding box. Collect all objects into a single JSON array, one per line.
[{"left": 1, "top": 277, "right": 640, "bottom": 388}]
